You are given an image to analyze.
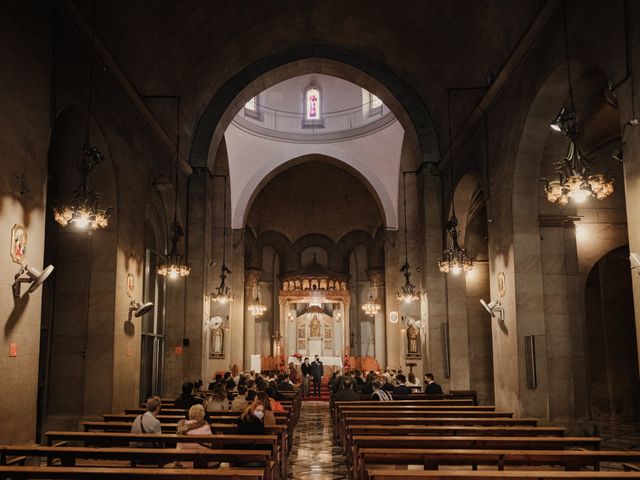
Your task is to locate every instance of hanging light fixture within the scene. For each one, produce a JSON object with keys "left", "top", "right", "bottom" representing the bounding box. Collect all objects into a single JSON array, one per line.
[
  {"left": 438, "top": 89, "right": 474, "bottom": 275},
  {"left": 361, "top": 288, "right": 381, "bottom": 317},
  {"left": 209, "top": 177, "right": 235, "bottom": 304},
  {"left": 543, "top": 0, "right": 614, "bottom": 206},
  {"left": 397, "top": 173, "right": 420, "bottom": 303},
  {"left": 248, "top": 287, "right": 267, "bottom": 317},
  {"left": 53, "top": 1, "right": 110, "bottom": 231},
  {"left": 158, "top": 98, "right": 190, "bottom": 279}
]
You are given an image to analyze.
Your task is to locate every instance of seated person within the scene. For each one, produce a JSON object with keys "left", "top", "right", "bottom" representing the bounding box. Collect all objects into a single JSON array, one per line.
[
  {"left": 265, "top": 387, "right": 286, "bottom": 413},
  {"left": 174, "top": 382, "right": 197, "bottom": 410},
  {"left": 205, "top": 385, "right": 230, "bottom": 412},
  {"left": 245, "top": 379, "right": 257, "bottom": 401},
  {"left": 394, "top": 374, "right": 412, "bottom": 395},
  {"left": 277, "top": 373, "right": 294, "bottom": 391},
  {"left": 192, "top": 379, "right": 206, "bottom": 402},
  {"left": 360, "top": 372, "right": 375, "bottom": 395},
  {"left": 236, "top": 401, "right": 266, "bottom": 435},
  {"left": 208, "top": 373, "right": 223, "bottom": 391},
  {"left": 130, "top": 396, "right": 162, "bottom": 447},
  {"left": 231, "top": 385, "right": 249, "bottom": 412},
  {"left": 176, "top": 404, "right": 213, "bottom": 468},
  {"left": 267, "top": 380, "right": 286, "bottom": 400},
  {"left": 424, "top": 372, "right": 444, "bottom": 394},
  {"left": 380, "top": 376, "right": 396, "bottom": 392},
  {"left": 257, "top": 392, "right": 277, "bottom": 426},
  {"left": 371, "top": 381, "right": 393, "bottom": 401},
  {"left": 406, "top": 372, "right": 420, "bottom": 387},
  {"left": 334, "top": 377, "right": 360, "bottom": 401}
]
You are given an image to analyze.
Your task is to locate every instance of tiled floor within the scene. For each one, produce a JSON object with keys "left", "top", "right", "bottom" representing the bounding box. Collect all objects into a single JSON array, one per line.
[
  {"left": 598, "top": 419, "right": 640, "bottom": 451},
  {"left": 288, "top": 401, "right": 348, "bottom": 479}
]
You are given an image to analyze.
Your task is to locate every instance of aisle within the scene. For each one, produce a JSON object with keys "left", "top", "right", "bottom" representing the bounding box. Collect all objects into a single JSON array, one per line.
[{"left": 287, "top": 401, "right": 348, "bottom": 479}]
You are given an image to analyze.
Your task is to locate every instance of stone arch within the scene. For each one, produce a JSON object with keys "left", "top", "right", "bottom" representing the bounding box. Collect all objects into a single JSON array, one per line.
[
  {"left": 239, "top": 153, "right": 391, "bottom": 231},
  {"left": 190, "top": 48, "right": 439, "bottom": 173}
]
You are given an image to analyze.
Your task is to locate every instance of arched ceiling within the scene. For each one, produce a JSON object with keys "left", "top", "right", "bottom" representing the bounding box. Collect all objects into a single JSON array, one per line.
[{"left": 76, "top": 0, "right": 547, "bottom": 166}]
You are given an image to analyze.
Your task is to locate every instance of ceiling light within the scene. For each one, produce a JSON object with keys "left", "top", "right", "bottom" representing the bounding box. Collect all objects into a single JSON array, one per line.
[{"left": 361, "top": 289, "right": 381, "bottom": 317}]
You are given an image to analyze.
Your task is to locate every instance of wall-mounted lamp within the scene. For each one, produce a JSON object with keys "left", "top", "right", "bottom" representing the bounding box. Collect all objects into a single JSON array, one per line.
[
  {"left": 13, "top": 264, "right": 54, "bottom": 297},
  {"left": 129, "top": 300, "right": 154, "bottom": 319},
  {"left": 480, "top": 298, "right": 504, "bottom": 321}
]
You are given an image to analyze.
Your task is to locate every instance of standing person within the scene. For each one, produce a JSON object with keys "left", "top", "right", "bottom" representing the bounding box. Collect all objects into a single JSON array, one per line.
[
  {"left": 300, "top": 357, "right": 311, "bottom": 397},
  {"left": 311, "top": 355, "right": 324, "bottom": 397},
  {"left": 288, "top": 362, "right": 300, "bottom": 384},
  {"left": 424, "top": 373, "right": 444, "bottom": 394}
]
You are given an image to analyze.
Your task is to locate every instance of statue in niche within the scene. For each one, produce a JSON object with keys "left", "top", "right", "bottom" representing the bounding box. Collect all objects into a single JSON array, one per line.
[
  {"left": 407, "top": 324, "right": 419, "bottom": 356},
  {"left": 310, "top": 315, "right": 321, "bottom": 337},
  {"left": 209, "top": 327, "right": 224, "bottom": 358}
]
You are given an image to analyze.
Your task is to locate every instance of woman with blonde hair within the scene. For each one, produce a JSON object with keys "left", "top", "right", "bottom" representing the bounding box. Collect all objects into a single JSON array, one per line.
[
  {"left": 236, "top": 401, "right": 266, "bottom": 434},
  {"left": 176, "top": 404, "right": 213, "bottom": 468}
]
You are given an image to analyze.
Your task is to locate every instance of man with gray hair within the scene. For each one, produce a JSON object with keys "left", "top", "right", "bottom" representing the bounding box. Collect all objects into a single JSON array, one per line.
[{"left": 130, "top": 396, "right": 162, "bottom": 447}]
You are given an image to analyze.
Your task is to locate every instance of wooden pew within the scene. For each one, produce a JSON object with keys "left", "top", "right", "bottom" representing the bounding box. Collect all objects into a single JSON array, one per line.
[
  {"left": 350, "top": 436, "right": 602, "bottom": 479},
  {"left": 45, "top": 431, "right": 287, "bottom": 478},
  {"left": 0, "top": 466, "right": 264, "bottom": 479},
  {"left": 355, "top": 448, "right": 640, "bottom": 480},
  {"left": 0, "top": 446, "right": 273, "bottom": 476},
  {"left": 366, "top": 471, "right": 640, "bottom": 479}
]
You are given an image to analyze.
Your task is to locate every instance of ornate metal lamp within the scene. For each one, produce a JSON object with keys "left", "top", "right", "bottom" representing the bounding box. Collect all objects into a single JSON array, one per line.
[
  {"left": 361, "top": 288, "right": 381, "bottom": 317},
  {"left": 158, "top": 97, "right": 190, "bottom": 279},
  {"left": 208, "top": 177, "right": 234, "bottom": 304},
  {"left": 248, "top": 287, "right": 267, "bottom": 317},
  {"left": 543, "top": 0, "right": 614, "bottom": 205},
  {"left": 397, "top": 173, "right": 420, "bottom": 303},
  {"left": 53, "top": 1, "right": 110, "bottom": 231}
]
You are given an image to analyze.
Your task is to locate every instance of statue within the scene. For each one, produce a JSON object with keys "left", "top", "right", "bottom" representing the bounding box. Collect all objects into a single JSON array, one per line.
[
  {"left": 407, "top": 324, "right": 419, "bottom": 356},
  {"left": 210, "top": 326, "right": 224, "bottom": 358},
  {"left": 310, "top": 314, "right": 321, "bottom": 337}
]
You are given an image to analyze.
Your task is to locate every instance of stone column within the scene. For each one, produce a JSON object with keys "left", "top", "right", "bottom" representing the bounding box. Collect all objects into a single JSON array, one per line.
[
  {"left": 229, "top": 229, "right": 245, "bottom": 370},
  {"left": 244, "top": 269, "right": 262, "bottom": 368},
  {"left": 368, "top": 269, "right": 386, "bottom": 361},
  {"left": 384, "top": 231, "right": 400, "bottom": 369},
  {"left": 417, "top": 167, "right": 448, "bottom": 387},
  {"left": 539, "top": 216, "right": 587, "bottom": 424},
  {"left": 343, "top": 298, "right": 350, "bottom": 357},
  {"left": 446, "top": 271, "right": 471, "bottom": 390}
]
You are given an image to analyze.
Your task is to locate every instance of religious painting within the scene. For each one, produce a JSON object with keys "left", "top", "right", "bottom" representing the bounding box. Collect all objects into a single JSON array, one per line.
[
  {"left": 309, "top": 314, "right": 321, "bottom": 337},
  {"left": 297, "top": 326, "right": 306, "bottom": 338},
  {"left": 10, "top": 224, "right": 27, "bottom": 264},
  {"left": 209, "top": 326, "right": 224, "bottom": 358},
  {"left": 324, "top": 327, "right": 332, "bottom": 339},
  {"left": 324, "top": 339, "right": 332, "bottom": 350},
  {"left": 297, "top": 339, "right": 306, "bottom": 350},
  {"left": 126, "top": 273, "right": 135, "bottom": 298}
]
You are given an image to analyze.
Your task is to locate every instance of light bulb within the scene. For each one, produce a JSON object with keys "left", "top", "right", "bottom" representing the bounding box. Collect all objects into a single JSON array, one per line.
[
  {"left": 451, "top": 265, "right": 462, "bottom": 275},
  {"left": 169, "top": 269, "right": 179, "bottom": 279},
  {"left": 75, "top": 215, "right": 90, "bottom": 229},
  {"left": 572, "top": 189, "right": 590, "bottom": 203}
]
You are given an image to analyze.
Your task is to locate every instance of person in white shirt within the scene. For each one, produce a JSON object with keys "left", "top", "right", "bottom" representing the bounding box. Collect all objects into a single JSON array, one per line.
[{"left": 130, "top": 396, "right": 162, "bottom": 447}]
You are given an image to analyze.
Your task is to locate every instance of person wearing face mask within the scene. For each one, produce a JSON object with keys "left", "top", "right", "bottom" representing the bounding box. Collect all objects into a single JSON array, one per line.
[
  {"left": 236, "top": 401, "right": 266, "bottom": 435},
  {"left": 300, "top": 357, "right": 311, "bottom": 397}
]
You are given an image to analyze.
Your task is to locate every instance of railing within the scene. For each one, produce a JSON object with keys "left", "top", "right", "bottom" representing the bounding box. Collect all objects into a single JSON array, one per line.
[{"left": 234, "top": 100, "right": 392, "bottom": 135}]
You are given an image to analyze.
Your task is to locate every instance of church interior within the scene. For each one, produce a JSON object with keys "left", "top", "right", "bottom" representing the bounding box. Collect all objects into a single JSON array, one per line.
[{"left": 3, "top": 0, "right": 640, "bottom": 478}]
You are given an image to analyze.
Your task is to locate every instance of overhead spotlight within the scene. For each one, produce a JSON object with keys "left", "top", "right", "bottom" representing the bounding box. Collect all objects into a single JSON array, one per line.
[
  {"left": 480, "top": 298, "right": 504, "bottom": 320},
  {"left": 13, "top": 264, "right": 54, "bottom": 297},
  {"left": 549, "top": 107, "right": 574, "bottom": 133},
  {"left": 630, "top": 252, "right": 640, "bottom": 274},
  {"left": 129, "top": 300, "right": 154, "bottom": 318}
]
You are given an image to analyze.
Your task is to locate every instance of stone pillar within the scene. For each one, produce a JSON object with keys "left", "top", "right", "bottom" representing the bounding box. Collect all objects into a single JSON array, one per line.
[
  {"left": 244, "top": 269, "right": 262, "bottom": 367},
  {"left": 446, "top": 271, "right": 471, "bottom": 390},
  {"left": 384, "top": 231, "right": 401, "bottom": 369},
  {"left": 417, "top": 167, "right": 448, "bottom": 387},
  {"left": 368, "top": 269, "right": 386, "bottom": 361},
  {"left": 229, "top": 229, "right": 245, "bottom": 370},
  {"left": 539, "top": 216, "right": 587, "bottom": 424},
  {"left": 343, "top": 298, "right": 350, "bottom": 356}
]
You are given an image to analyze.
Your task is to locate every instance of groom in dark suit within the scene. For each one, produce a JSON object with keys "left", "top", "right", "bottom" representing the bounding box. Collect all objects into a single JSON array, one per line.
[{"left": 311, "top": 355, "right": 324, "bottom": 397}]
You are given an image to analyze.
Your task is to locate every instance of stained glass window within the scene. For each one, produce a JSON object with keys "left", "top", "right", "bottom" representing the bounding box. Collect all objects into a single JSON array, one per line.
[
  {"left": 245, "top": 96, "right": 257, "bottom": 111},
  {"left": 305, "top": 88, "right": 321, "bottom": 121},
  {"left": 370, "top": 93, "right": 383, "bottom": 109}
]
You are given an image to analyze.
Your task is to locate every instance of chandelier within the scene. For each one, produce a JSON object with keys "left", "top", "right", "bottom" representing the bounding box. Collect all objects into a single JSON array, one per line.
[
  {"left": 438, "top": 88, "right": 474, "bottom": 275},
  {"left": 543, "top": 0, "right": 613, "bottom": 206},
  {"left": 53, "top": 1, "right": 110, "bottom": 231},
  {"left": 158, "top": 97, "right": 190, "bottom": 279},
  {"left": 248, "top": 288, "right": 267, "bottom": 317},
  {"left": 208, "top": 176, "right": 234, "bottom": 304},
  {"left": 158, "top": 221, "right": 190, "bottom": 278},
  {"left": 54, "top": 146, "right": 110, "bottom": 230},
  {"left": 396, "top": 173, "right": 420, "bottom": 303},
  {"left": 361, "top": 289, "right": 381, "bottom": 317},
  {"left": 438, "top": 215, "right": 473, "bottom": 275}
]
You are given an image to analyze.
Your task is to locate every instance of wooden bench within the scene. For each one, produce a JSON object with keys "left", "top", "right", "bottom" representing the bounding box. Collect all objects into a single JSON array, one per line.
[
  {"left": 356, "top": 448, "right": 640, "bottom": 480},
  {"left": 0, "top": 465, "right": 264, "bottom": 479},
  {"left": 366, "top": 471, "right": 640, "bottom": 479},
  {"left": 45, "top": 431, "right": 285, "bottom": 477},
  {"left": 350, "top": 436, "right": 602, "bottom": 478}
]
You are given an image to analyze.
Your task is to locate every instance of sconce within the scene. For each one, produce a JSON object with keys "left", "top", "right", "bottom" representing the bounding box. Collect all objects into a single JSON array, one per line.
[
  {"left": 13, "top": 264, "right": 54, "bottom": 297},
  {"left": 480, "top": 298, "right": 504, "bottom": 321},
  {"left": 129, "top": 300, "right": 153, "bottom": 320}
]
